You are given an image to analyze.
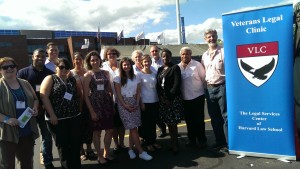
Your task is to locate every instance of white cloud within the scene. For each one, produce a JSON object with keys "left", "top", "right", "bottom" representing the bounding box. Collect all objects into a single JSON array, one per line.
[{"left": 0, "top": 0, "right": 288, "bottom": 44}]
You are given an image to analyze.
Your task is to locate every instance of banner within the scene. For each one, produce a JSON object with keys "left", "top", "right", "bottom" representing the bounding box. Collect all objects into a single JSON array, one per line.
[
  {"left": 181, "top": 17, "right": 186, "bottom": 44},
  {"left": 222, "top": 4, "right": 296, "bottom": 160}
]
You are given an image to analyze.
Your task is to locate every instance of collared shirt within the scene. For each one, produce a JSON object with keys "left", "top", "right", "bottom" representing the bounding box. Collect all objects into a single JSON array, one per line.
[
  {"left": 178, "top": 59, "right": 206, "bottom": 100},
  {"left": 151, "top": 57, "right": 163, "bottom": 71},
  {"left": 45, "top": 58, "right": 56, "bottom": 72},
  {"left": 201, "top": 46, "right": 225, "bottom": 85},
  {"left": 17, "top": 65, "right": 54, "bottom": 101}
]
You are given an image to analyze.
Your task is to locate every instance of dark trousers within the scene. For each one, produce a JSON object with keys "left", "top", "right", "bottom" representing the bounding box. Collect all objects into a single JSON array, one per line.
[
  {"left": 205, "top": 84, "right": 228, "bottom": 146},
  {"left": 183, "top": 95, "right": 207, "bottom": 144},
  {"left": 0, "top": 135, "right": 34, "bottom": 169},
  {"left": 139, "top": 102, "right": 159, "bottom": 145},
  {"left": 47, "top": 115, "right": 82, "bottom": 169}
]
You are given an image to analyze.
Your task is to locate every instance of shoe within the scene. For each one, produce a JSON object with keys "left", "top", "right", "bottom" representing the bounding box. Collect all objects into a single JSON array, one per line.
[
  {"left": 158, "top": 132, "right": 167, "bottom": 138},
  {"left": 139, "top": 151, "right": 152, "bottom": 161},
  {"left": 40, "top": 152, "right": 44, "bottom": 165},
  {"left": 86, "top": 150, "right": 97, "bottom": 160},
  {"left": 146, "top": 145, "right": 155, "bottom": 152},
  {"left": 128, "top": 149, "right": 136, "bottom": 159},
  {"left": 212, "top": 143, "right": 227, "bottom": 150},
  {"left": 219, "top": 146, "right": 229, "bottom": 153},
  {"left": 198, "top": 142, "right": 208, "bottom": 149},
  {"left": 185, "top": 140, "right": 196, "bottom": 147},
  {"left": 45, "top": 163, "right": 55, "bottom": 169},
  {"left": 152, "top": 143, "right": 162, "bottom": 150}
]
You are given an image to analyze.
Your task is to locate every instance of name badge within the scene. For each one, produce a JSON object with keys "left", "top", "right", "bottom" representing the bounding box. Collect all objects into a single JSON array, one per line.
[
  {"left": 64, "top": 92, "right": 73, "bottom": 100},
  {"left": 16, "top": 101, "right": 26, "bottom": 109},
  {"left": 161, "top": 78, "right": 165, "bottom": 87},
  {"left": 35, "top": 85, "right": 41, "bottom": 92},
  {"left": 97, "top": 84, "right": 104, "bottom": 91}
]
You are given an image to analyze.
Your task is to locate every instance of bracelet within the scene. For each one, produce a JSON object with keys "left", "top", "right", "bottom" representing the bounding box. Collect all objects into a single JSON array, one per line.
[{"left": 3, "top": 116, "right": 10, "bottom": 124}]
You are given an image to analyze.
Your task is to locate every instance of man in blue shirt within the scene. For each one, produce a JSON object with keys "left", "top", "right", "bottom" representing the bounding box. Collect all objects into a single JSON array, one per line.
[{"left": 17, "top": 48, "right": 55, "bottom": 169}]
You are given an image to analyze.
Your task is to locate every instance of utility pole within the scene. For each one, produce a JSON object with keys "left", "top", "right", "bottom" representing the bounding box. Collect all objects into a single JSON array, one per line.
[{"left": 176, "top": 0, "right": 182, "bottom": 44}]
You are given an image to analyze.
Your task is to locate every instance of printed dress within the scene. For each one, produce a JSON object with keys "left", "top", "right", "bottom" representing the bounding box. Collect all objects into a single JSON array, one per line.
[
  {"left": 89, "top": 70, "right": 114, "bottom": 130},
  {"left": 114, "top": 76, "right": 141, "bottom": 129}
]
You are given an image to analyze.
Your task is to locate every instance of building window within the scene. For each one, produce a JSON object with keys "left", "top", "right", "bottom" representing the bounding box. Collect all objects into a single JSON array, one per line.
[{"left": 0, "top": 42, "right": 13, "bottom": 47}]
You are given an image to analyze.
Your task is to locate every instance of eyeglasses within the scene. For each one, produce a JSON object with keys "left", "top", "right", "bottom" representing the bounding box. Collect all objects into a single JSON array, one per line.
[
  {"left": 1, "top": 64, "right": 17, "bottom": 70},
  {"left": 58, "top": 65, "right": 70, "bottom": 70},
  {"left": 151, "top": 50, "right": 158, "bottom": 52},
  {"left": 107, "top": 53, "right": 117, "bottom": 55}
]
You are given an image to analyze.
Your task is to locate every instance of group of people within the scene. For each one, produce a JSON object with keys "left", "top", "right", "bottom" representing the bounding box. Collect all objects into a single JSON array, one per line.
[{"left": 0, "top": 28, "right": 228, "bottom": 169}]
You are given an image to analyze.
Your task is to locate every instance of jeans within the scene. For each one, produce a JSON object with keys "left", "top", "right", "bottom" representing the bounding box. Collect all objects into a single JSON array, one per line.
[
  {"left": 205, "top": 84, "right": 228, "bottom": 146},
  {"left": 37, "top": 113, "right": 53, "bottom": 165}
]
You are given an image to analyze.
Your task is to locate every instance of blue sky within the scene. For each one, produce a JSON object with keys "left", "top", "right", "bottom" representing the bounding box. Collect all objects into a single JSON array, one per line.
[{"left": 0, "top": 0, "right": 293, "bottom": 44}]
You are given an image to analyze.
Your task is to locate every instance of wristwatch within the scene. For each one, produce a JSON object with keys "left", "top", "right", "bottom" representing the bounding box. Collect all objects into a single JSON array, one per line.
[{"left": 3, "top": 116, "right": 9, "bottom": 124}]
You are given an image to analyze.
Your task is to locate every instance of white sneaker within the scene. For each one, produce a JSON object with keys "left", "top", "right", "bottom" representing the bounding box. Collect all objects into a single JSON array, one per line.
[
  {"left": 139, "top": 151, "right": 152, "bottom": 161},
  {"left": 128, "top": 149, "right": 136, "bottom": 159}
]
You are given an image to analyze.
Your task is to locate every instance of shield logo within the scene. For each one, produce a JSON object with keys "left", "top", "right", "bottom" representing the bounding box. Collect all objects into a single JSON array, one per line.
[{"left": 237, "top": 42, "right": 278, "bottom": 87}]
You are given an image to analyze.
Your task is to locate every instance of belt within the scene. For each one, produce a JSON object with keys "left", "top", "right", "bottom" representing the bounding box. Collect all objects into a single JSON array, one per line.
[{"left": 207, "top": 82, "right": 225, "bottom": 88}]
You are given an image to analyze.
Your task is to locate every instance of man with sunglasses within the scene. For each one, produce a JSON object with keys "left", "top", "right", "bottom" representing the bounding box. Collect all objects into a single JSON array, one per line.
[{"left": 17, "top": 48, "right": 55, "bottom": 169}]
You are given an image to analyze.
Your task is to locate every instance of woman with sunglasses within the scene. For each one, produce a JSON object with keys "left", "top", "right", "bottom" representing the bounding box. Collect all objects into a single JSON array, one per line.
[
  {"left": 40, "top": 58, "right": 83, "bottom": 169},
  {"left": 0, "top": 57, "right": 39, "bottom": 169},
  {"left": 83, "top": 50, "right": 115, "bottom": 165}
]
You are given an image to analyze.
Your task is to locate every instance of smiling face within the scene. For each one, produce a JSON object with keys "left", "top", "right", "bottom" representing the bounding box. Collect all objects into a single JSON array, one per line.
[
  {"left": 204, "top": 32, "right": 218, "bottom": 48},
  {"left": 106, "top": 50, "right": 117, "bottom": 63},
  {"left": 141, "top": 56, "right": 152, "bottom": 69},
  {"left": 46, "top": 45, "right": 59, "bottom": 61},
  {"left": 161, "top": 51, "right": 171, "bottom": 65},
  {"left": 73, "top": 54, "right": 83, "bottom": 68},
  {"left": 150, "top": 46, "right": 160, "bottom": 60},
  {"left": 122, "top": 60, "right": 132, "bottom": 73},
  {"left": 56, "top": 60, "right": 70, "bottom": 78},
  {"left": 90, "top": 55, "right": 101, "bottom": 70},
  {"left": 0, "top": 60, "right": 17, "bottom": 79},
  {"left": 180, "top": 49, "right": 192, "bottom": 65},
  {"left": 32, "top": 50, "right": 46, "bottom": 68}
]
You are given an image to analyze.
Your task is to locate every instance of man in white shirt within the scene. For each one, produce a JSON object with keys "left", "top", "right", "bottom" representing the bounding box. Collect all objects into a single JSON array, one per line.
[
  {"left": 201, "top": 29, "right": 228, "bottom": 152},
  {"left": 149, "top": 45, "right": 166, "bottom": 137},
  {"left": 45, "top": 42, "right": 59, "bottom": 72},
  {"left": 150, "top": 45, "right": 163, "bottom": 71},
  {"left": 178, "top": 47, "right": 207, "bottom": 148}
]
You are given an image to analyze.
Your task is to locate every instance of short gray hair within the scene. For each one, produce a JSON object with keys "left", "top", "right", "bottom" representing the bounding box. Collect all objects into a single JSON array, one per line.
[
  {"left": 180, "top": 47, "right": 192, "bottom": 55},
  {"left": 204, "top": 29, "right": 217, "bottom": 37}
]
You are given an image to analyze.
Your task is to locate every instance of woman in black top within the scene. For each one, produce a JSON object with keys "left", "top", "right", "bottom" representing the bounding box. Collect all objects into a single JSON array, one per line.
[
  {"left": 156, "top": 48, "right": 184, "bottom": 154},
  {"left": 40, "top": 58, "right": 83, "bottom": 169}
]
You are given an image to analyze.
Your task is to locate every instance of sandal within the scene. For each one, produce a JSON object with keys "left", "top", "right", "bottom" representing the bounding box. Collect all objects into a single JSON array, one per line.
[
  {"left": 146, "top": 145, "right": 155, "bottom": 152},
  {"left": 86, "top": 150, "right": 97, "bottom": 160},
  {"left": 80, "top": 154, "right": 87, "bottom": 161},
  {"left": 152, "top": 143, "right": 162, "bottom": 150}
]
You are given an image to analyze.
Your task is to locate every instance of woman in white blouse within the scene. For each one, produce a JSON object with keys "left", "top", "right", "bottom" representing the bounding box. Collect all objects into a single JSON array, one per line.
[
  {"left": 137, "top": 54, "right": 162, "bottom": 152},
  {"left": 113, "top": 57, "right": 152, "bottom": 161}
]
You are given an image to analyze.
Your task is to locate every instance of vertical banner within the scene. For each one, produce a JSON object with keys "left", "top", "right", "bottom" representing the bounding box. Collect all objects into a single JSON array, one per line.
[
  {"left": 181, "top": 17, "right": 186, "bottom": 44},
  {"left": 222, "top": 4, "right": 296, "bottom": 160}
]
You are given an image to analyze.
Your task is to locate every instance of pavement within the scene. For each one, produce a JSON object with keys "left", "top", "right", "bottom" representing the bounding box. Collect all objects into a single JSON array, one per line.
[{"left": 16, "top": 108, "right": 300, "bottom": 169}]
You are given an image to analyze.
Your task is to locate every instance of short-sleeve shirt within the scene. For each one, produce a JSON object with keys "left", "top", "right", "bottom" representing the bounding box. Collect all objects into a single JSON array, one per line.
[{"left": 113, "top": 75, "right": 141, "bottom": 97}]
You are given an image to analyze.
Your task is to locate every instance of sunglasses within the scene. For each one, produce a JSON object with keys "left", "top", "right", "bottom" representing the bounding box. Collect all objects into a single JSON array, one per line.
[
  {"left": 1, "top": 64, "right": 17, "bottom": 70},
  {"left": 58, "top": 65, "right": 70, "bottom": 70}
]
